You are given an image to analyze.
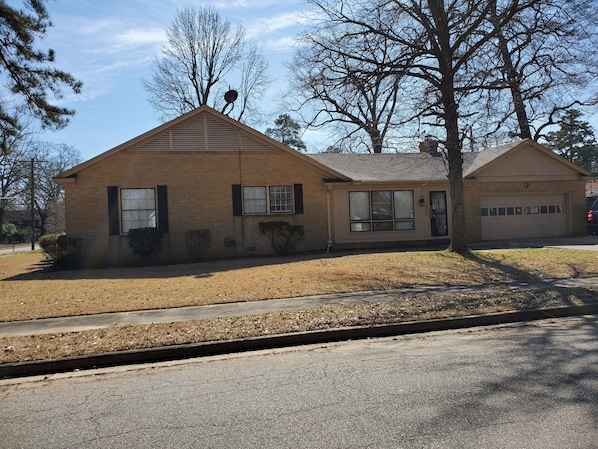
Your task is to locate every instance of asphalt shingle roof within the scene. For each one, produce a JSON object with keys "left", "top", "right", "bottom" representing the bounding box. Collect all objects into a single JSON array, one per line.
[
  {"left": 309, "top": 141, "right": 522, "bottom": 183},
  {"left": 310, "top": 153, "right": 449, "bottom": 182}
]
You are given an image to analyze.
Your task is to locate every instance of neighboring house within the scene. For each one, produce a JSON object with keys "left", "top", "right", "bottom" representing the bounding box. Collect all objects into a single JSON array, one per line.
[
  {"left": 3, "top": 209, "right": 42, "bottom": 232},
  {"left": 53, "top": 105, "right": 592, "bottom": 268},
  {"left": 586, "top": 178, "right": 598, "bottom": 208}
]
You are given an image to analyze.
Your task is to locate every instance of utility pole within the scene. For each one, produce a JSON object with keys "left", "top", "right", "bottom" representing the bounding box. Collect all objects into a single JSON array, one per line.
[
  {"left": 27, "top": 158, "right": 46, "bottom": 250},
  {"left": 30, "top": 157, "right": 35, "bottom": 250}
]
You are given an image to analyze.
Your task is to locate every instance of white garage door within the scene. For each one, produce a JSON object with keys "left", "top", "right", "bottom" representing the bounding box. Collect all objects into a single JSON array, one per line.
[{"left": 481, "top": 194, "right": 567, "bottom": 240}]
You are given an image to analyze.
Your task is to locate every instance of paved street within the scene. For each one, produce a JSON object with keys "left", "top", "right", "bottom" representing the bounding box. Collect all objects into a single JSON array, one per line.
[{"left": 1, "top": 317, "right": 597, "bottom": 449}]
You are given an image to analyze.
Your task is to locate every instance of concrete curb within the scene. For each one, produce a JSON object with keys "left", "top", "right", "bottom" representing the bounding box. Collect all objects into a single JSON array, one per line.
[{"left": 1, "top": 303, "right": 597, "bottom": 379}]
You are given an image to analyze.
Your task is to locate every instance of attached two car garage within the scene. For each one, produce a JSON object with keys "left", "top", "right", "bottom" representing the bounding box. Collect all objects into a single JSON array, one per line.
[{"left": 480, "top": 194, "right": 567, "bottom": 240}]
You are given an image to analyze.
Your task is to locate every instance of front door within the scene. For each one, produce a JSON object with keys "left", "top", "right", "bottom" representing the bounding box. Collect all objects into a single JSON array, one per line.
[{"left": 430, "top": 191, "right": 448, "bottom": 236}]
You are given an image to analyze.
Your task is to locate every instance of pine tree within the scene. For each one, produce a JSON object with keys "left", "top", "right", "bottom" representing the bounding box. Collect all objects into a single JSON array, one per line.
[
  {"left": 0, "top": 0, "right": 82, "bottom": 150},
  {"left": 545, "top": 109, "right": 598, "bottom": 174},
  {"left": 265, "top": 114, "right": 307, "bottom": 152}
]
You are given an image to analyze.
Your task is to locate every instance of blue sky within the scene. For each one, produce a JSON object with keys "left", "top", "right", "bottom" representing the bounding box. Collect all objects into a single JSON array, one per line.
[
  {"left": 18, "top": 1, "right": 598, "bottom": 161},
  {"left": 36, "top": 0, "right": 317, "bottom": 161}
]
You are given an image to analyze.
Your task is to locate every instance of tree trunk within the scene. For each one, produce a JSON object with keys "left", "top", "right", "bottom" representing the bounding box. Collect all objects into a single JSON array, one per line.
[
  {"left": 441, "top": 78, "right": 469, "bottom": 254},
  {"left": 428, "top": 0, "right": 469, "bottom": 255},
  {"left": 369, "top": 128, "right": 383, "bottom": 153},
  {"left": 445, "top": 114, "right": 469, "bottom": 254},
  {"left": 0, "top": 206, "right": 4, "bottom": 243},
  {"left": 446, "top": 145, "right": 468, "bottom": 254},
  {"left": 495, "top": 29, "right": 531, "bottom": 140}
]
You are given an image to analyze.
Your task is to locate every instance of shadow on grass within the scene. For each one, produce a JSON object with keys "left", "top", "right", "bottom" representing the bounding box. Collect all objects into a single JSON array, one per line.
[
  {"left": 2, "top": 247, "right": 445, "bottom": 282},
  {"left": 464, "top": 251, "right": 546, "bottom": 284},
  {"left": 2, "top": 241, "right": 596, "bottom": 287}
]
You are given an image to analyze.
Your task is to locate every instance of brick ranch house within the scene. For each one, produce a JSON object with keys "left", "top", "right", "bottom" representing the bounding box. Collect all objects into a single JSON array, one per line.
[{"left": 53, "top": 105, "right": 592, "bottom": 268}]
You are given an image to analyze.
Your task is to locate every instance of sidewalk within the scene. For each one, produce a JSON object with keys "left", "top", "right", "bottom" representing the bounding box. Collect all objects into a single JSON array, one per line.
[
  {"left": 0, "top": 243, "right": 33, "bottom": 255},
  {"left": 2, "top": 239, "right": 598, "bottom": 379},
  {"left": 2, "top": 275, "right": 598, "bottom": 338},
  {"left": 2, "top": 276, "right": 597, "bottom": 379}
]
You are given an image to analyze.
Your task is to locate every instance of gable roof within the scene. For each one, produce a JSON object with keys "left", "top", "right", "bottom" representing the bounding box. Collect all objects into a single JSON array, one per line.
[
  {"left": 54, "top": 108, "right": 593, "bottom": 184},
  {"left": 463, "top": 138, "right": 593, "bottom": 178},
  {"left": 54, "top": 105, "right": 349, "bottom": 181},
  {"left": 462, "top": 141, "right": 520, "bottom": 177},
  {"left": 310, "top": 152, "right": 450, "bottom": 182},
  {"left": 310, "top": 139, "right": 593, "bottom": 183}
]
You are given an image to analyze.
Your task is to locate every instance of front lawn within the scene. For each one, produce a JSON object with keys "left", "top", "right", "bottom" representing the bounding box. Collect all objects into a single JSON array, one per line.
[
  {"left": 1, "top": 248, "right": 596, "bottom": 322},
  {"left": 1, "top": 248, "right": 597, "bottom": 363}
]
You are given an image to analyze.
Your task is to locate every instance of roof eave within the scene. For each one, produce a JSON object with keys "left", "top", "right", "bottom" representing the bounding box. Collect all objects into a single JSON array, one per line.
[
  {"left": 465, "top": 138, "right": 595, "bottom": 179},
  {"left": 53, "top": 105, "right": 352, "bottom": 182}
]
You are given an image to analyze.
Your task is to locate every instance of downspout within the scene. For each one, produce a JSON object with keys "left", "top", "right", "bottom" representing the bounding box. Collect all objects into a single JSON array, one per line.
[
  {"left": 237, "top": 130, "right": 246, "bottom": 250},
  {"left": 326, "top": 185, "right": 333, "bottom": 250}
]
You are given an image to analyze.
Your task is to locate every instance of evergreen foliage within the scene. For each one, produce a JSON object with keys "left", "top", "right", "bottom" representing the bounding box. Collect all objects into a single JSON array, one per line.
[
  {"left": 265, "top": 114, "right": 307, "bottom": 152},
  {"left": 39, "top": 233, "right": 82, "bottom": 269},
  {"left": 127, "top": 228, "right": 165, "bottom": 264},
  {"left": 258, "top": 221, "right": 304, "bottom": 256},
  {"left": 0, "top": 0, "right": 82, "bottom": 148},
  {"left": 545, "top": 109, "right": 598, "bottom": 174}
]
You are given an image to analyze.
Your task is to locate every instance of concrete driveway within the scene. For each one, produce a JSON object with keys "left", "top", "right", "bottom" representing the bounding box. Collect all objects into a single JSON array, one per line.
[
  {"left": 471, "top": 235, "right": 598, "bottom": 252},
  {"left": 542, "top": 235, "right": 598, "bottom": 251}
]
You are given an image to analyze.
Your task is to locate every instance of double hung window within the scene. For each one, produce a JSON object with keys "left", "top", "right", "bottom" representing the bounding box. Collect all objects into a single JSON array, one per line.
[
  {"left": 108, "top": 185, "right": 168, "bottom": 236},
  {"left": 120, "top": 188, "right": 157, "bottom": 233},
  {"left": 243, "top": 185, "right": 293, "bottom": 214}
]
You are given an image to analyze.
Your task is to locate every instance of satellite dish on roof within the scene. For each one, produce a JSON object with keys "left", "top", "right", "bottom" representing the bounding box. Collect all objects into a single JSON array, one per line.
[
  {"left": 222, "top": 89, "right": 238, "bottom": 115},
  {"left": 224, "top": 89, "right": 238, "bottom": 103}
]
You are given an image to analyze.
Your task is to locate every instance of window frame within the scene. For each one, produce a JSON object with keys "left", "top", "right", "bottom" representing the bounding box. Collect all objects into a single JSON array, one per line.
[
  {"left": 349, "top": 190, "right": 415, "bottom": 232},
  {"left": 120, "top": 187, "right": 157, "bottom": 234},
  {"left": 242, "top": 185, "right": 294, "bottom": 215}
]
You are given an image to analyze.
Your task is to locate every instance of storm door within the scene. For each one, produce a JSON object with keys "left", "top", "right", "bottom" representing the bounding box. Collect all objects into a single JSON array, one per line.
[{"left": 430, "top": 191, "right": 448, "bottom": 236}]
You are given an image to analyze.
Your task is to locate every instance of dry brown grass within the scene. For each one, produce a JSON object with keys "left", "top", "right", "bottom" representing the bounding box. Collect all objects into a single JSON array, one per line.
[
  {"left": 1, "top": 248, "right": 597, "bottom": 363},
  {"left": 1, "top": 248, "right": 597, "bottom": 322},
  {"left": 2, "top": 287, "right": 596, "bottom": 363}
]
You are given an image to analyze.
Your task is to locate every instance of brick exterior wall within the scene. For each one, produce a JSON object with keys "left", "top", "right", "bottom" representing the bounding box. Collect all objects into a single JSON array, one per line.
[
  {"left": 61, "top": 148, "right": 333, "bottom": 267},
  {"left": 57, "top": 109, "right": 590, "bottom": 267}
]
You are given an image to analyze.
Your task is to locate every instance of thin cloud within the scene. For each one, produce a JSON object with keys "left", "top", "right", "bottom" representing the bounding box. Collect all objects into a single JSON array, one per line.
[
  {"left": 247, "top": 10, "right": 312, "bottom": 36},
  {"left": 264, "top": 36, "right": 302, "bottom": 53},
  {"left": 101, "top": 27, "right": 166, "bottom": 54},
  {"left": 213, "top": 0, "right": 303, "bottom": 9}
]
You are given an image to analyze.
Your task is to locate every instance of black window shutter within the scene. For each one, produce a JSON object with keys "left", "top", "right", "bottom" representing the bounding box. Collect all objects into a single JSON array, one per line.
[
  {"left": 107, "top": 186, "right": 120, "bottom": 235},
  {"left": 232, "top": 184, "right": 243, "bottom": 216},
  {"left": 157, "top": 185, "right": 169, "bottom": 232},
  {"left": 294, "top": 184, "right": 304, "bottom": 214}
]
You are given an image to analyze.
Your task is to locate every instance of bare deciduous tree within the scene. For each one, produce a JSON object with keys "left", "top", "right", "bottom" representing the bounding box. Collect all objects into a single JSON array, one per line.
[
  {"left": 0, "top": 130, "right": 29, "bottom": 242},
  {"left": 301, "top": 0, "right": 528, "bottom": 253},
  {"left": 143, "top": 6, "right": 270, "bottom": 124},
  {"left": 484, "top": 0, "right": 598, "bottom": 141},
  {"left": 288, "top": 5, "right": 414, "bottom": 153}
]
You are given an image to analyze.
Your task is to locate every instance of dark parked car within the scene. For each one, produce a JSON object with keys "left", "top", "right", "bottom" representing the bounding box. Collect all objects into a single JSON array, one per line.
[{"left": 587, "top": 199, "right": 598, "bottom": 234}]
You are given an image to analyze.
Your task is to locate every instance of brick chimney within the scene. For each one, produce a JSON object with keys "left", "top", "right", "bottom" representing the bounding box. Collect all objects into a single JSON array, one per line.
[{"left": 419, "top": 137, "right": 440, "bottom": 156}]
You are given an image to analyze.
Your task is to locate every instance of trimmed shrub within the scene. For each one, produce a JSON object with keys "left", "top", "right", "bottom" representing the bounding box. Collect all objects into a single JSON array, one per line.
[
  {"left": 39, "top": 233, "right": 82, "bottom": 269},
  {"left": 127, "top": 227, "right": 164, "bottom": 264},
  {"left": 258, "top": 221, "right": 304, "bottom": 256},
  {"left": 4, "top": 229, "right": 30, "bottom": 244},
  {"left": 224, "top": 236, "right": 237, "bottom": 256},
  {"left": 185, "top": 229, "right": 211, "bottom": 261}
]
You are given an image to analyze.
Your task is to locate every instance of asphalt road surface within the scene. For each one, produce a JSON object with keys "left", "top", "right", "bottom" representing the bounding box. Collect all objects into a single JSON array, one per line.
[{"left": 1, "top": 317, "right": 597, "bottom": 449}]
